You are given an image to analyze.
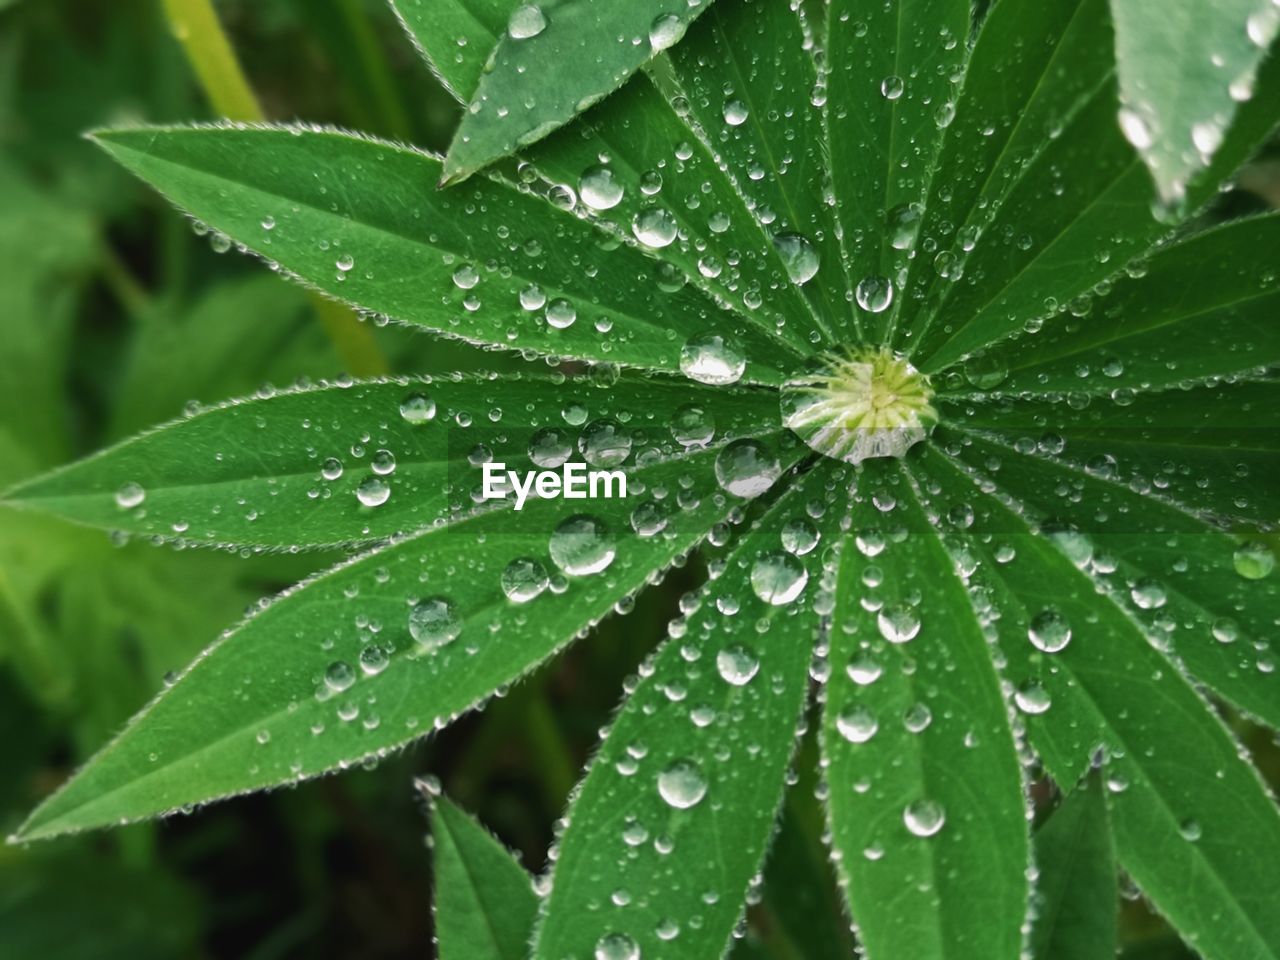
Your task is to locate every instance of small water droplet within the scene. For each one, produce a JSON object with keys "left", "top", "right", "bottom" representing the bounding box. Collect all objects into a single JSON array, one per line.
[
  {"left": 115, "top": 482, "right": 146, "bottom": 509},
  {"left": 903, "top": 799, "right": 946, "bottom": 837},
  {"left": 502, "top": 557, "right": 550, "bottom": 603},
  {"left": 1028, "top": 608, "right": 1072, "bottom": 653},
  {"left": 408, "top": 597, "right": 462, "bottom": 652},
  {"left": 1233, "top": 541, "right": 1275, "bottom": 580},
  {"left": 549, "top": 515, "right": 616, "bottom": 576}
]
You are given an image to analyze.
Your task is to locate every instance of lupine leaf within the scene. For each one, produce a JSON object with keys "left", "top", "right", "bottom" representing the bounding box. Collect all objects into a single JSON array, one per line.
[
  {"left": 532, "top": 459, "right": 840, "bottom": 960},
  {"left": 442, "top": 0, "right": 718, "bottom": 183},
  {"left": 912, "top": 446, "right": 1280, "bottom": 960},
  {"left": 1, "top": 375, "right": 780, "bottom": 549},
  {"left": 388, "top": 0, "right": 517, "bottom": 102},
  {"left": 1030, "top": 778, "right": 1117, "bottom": 960},
  {"left": 1110, "top": 0, "right": 1279, "bottom": 206},
  {"left": 14, "top": 433, "right": 804, "bottom": 841},
  {"left": 822, "top": 458, "right": 1028, "bottom": 960},
  {"left": 90, "top": 125, "right": 800, "bottom": 381},
  {"left": 969, "top": 214, "right": 1280, "bottom": 396},
  {"left": 825, "top": 0, "right": 971, "bottom": 346},
  {"left": 432, "top": 795, "right": 537, "bottom": 960}
]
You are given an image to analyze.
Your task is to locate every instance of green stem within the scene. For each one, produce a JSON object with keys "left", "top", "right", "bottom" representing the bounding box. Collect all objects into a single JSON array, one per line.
[
  {"left": 98, "top": 240, "right": 151, "bottom": 320},
  {"left": 336, "top": 0, "right": 415, "bottom": 142},
  {"left": 159, "top": 0, "right": 389, "bottom": 376}
]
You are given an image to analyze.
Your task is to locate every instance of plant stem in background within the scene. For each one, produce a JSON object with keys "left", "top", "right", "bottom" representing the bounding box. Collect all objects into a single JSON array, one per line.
[{"left": 159, "top": 0, "right": 388, "bottom": 376}]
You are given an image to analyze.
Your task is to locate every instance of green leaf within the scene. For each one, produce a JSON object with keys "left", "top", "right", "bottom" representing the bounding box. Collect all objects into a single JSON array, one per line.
[
  {"left": 2, "top": 373, "right": 780, "bottom": 549},
  {"left": 432, "top": 794, "right": 538, "bottom": 960},
  {"left": 823, "top": 459, "right": 1029, "bottom": 960},
  {"left": 912, "top": 446, "right": 1280, "bottom": 960},
  {"left": 935, "top": 420, "right": 1280, "bottom": 730},
  {"left": 91, "top": 124, "right": 801, "bottom": 380},
  {"left": 441, "top": 0, "right": 718, "bottom": 183},
  {"left": 966, "top": 214, "right": 1280, "bottom": 396},
  {"left": 1030, "top": 778, "right": 1117, "bottom": 960},
  {"left": 664, "top": 0, "right": 845, "bottom": 342},
  {"left": 14, "top": 430, "right": 803, "bottom": 841},
  {"left": 389, "top": 0, "right": 517, "bottom": 102},
  {"left": 1110, "top": 0, "right": 1278, "bottom": 207},
  {"left": 899, "top": 0, "right": 1280, "bottom": 372},
  {"left": 825, "top": 0, "right": 971, "bottom": 345},
  {"left": 532, "top": 460, "right": 840, "bottom": 960}
]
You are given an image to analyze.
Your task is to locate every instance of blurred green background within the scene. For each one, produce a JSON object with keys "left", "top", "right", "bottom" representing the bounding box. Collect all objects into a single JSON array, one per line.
[{"left": 1, "top": 2, "right": 1277, "bottom": 958}]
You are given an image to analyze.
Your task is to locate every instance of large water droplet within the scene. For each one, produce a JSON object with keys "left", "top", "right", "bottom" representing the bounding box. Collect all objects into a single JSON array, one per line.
[
  {"left": 1014, "top": 680, "right": 1052, "bottom": 715},
  {"left": 579, "top": 418, "right": 632, "bottom": 467},
  {"left": 680, "top": 333, "right": 746, "bottom": 385},
  {"left": 846, "top": 651, "right": 882, "bottom": 685},
  {"left": 356, "top": 476, "right": 391, "bottom": 507},
  {"left": 649, "top": 12, "right": 687, "bottom": 51},
  {"left": 877, "top": 603, "right": 920, "bottom": 643},
  {"left": 632, "top": 208, "right": 678, "bottom": 248},
  {"left": 549, "top": 515, "right": 616, "bottom": 576},
  {"left": 508, "top": 4, "right": 546, "bottom": 39},
  {"left": 750, "top": 551, "right": 808, "bottom": 605},
  {"left": 657, "top": 758, "right": 707, "bottom": 809},
  {"left": 502, "top": 557, "right": 550, "bottom": 603},
  {"left": 903, "top": 799, "right": 946, "bottom": 837},
  {"left": 595, "top": 932, "right": 641, "bottom": 960},
  {"left": 115, "top": 482, "right": 146, "bottom": 509},
  {"left": 714, "top": 439, "right": 781, "bottom": 498},
  {"left": 836, "top": 704, "right": 878, "bottom": 743},
  {"left": 579, "top": 165, "right": 624, "bottom": 211},
  {"left": 1233, "top": 541, "right": 1275, "bottom": 580},
  {"left": 716, "top": 644, "right": 760, "bottom": 686},
  {"left": 399, "top": 392, "right": 436, "bottom": 424},
  {"left": 772, "top": 232, "right": 821, "bottom": 285},
  {"left": 855, "top": 275, "right": 894, "bottom": 313},
  {"left": 671, "top": 404, "right": 716, "bottom": 446},
  {"left": 1028, "top": 608, "right": 1072, "bottom": 653},
  {"left": 409, "top": 597, "right": 462, "bottom": 652}
]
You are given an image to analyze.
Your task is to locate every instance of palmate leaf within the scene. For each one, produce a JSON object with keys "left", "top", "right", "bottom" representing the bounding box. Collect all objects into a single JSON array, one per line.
[
  {"left": 440, "top": 0, "right": 720, "bottom": 184},
  {"left": 1110, "top": 0, "right": 1279, "bottom": 206},
  {"left": 533, "top": 461, "right": 841, "bottom": 960},
  {"left": 9, "top": 0, "right": 1280, "bottom": 957},
  {"left": 1030, "top": 778, "right": 1117, "bottom": 960},
  {"left": 431, "top": 794, "right": 538, "bottom": 960}
]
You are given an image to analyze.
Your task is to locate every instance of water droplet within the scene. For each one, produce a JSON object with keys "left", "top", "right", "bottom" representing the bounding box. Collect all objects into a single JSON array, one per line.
[
  {"left": 903, "top": 799, "right": 946, "bottom": 837},
  {"left": 359, "top": 644, "right": 390, "bottom": 676},
  {"left": 671, "top": 404, "right": 715, "bottom": 446},
  {"left": 502, "top": 557, "right": 550, "bottom": 603},
  {"left": 579, "top": 418, "right": 632, "bottom": 467},
  {"left": 409, "top": 597, "right": 462, "bottom": 652},
  {"left": 836, "top": 704, "right": 878, "bottom": 743},
  {"left": 1014, "top": 680, "right": 1052, "bottom": 715},
  {"left": 877, "top": 603, "right": 920, "bottom": 643},
  {"left": 115, "top": 482, "right": 146, "bottom": 509},
  {"left": 529, "top": 427, "right": 573, "bottom": 468},
  {"left": 846, "top": 652, "right": 882, "bottom": 685},
  {"left": 335, "top": 253, "right": 355, "bottom": 273},
  {"left": 649, "top": 12, "right": 687, "bottom": 51},
  {"left": 715, "top": 439, "right": 781, "bottom": 498},
  {"left": 723, "top": 99, "right": 749, "bottom": 126},
  {"left": 595, "top": 932, "right": 641, "bottom": 960},
  {"left": 657, "top": 758, "right": 707, "bottom": 809},
  {"left": 1179, "top": 818, "right": 1203, "bottom": 842},
  {"left": 508, "top": 4, "right": 546, "bottom": 39},
  {"left": 1028, "top": 608, "right": 1072, "bottom": 653},
  {"left": 399, "top": 393, "right": 436, "bottom": 424},
  {"left": 632, "top": 208, "right": 678, "bottom": 248},
  {"left": 324, "top": 660, "right": 357, "bottom": 693},
  {"left": 451, "top": 263, "right": 479, "bottom": 290},
  {"left": 772, "top": 232, "right": 821, "bottom": 285},
  {"left": 880, "top": 75, "right": 905, "bottom": 100},
  {"left": 545, "top": 298, "right": 577, "bottom": 329},
  {"left": 1118, "top": 108, "right": 1153, "bottom": 150},
  {"left": 680, "top": 332, "right": 746, "bottom": 385},
  {"left": 579, "top": 164, "right": 624, "bottom": 211},
  {"left": 962, "top": 352, "right": 1009, "bottom": 390},
  {"left": 1129, "top": 578, "right": 1167, "bottom": 610},
  {"left": 549, "top": 515, "right": 616, "bottom": 576},
  {"left": 371, "top": 449, "right": 396, "bottom": 476},
  {"left": 320, "top": 458, "right": 344, "bottom": 481},
  {"left": 903, "top": 702, "right": 932, "bottom": 733},
  {"left": 750, "top": 551, "right": 808, "bottom": 605},
  {"left": 716, "top": 644, "right": 760, "bottom": 686},
  {"left": 887, "top": 203, "right": 922, "bottom": 250},
  {"left": 855, "top": 275, "right": 894, "bottom": 313},
  {"left": 356, "top": 476, "right": 391, "bottom": 507},
  {"left": 781, "top": 519, "right": 819, "bottom": 556},
  {"left": 1233, "top": 541, "right": 1275, "bottom": 580}
]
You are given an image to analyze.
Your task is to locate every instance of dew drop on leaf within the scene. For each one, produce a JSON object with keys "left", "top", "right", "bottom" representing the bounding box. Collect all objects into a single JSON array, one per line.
[
  {"left": 1028, "top": 608, "right": 1072, "bottom": 653},
  {"left": 876, "top": 603, "right": 921, "bottom": 643},
  {"left": 714, "top": 439, "right": 781, "bottom": 498},
  {"left": 649, "top": 12, "right": 687, "bottom": 51},
  {"left": 781, "top": 518, "right": 820, "bottom": 556},
  {"left": 1129, "top": 577, "right": 1167, "bottom": 610},
  {"left": 115, "top": 482, "right": 146, "bottom": 509},
  {"left": 408, "top": 597, "right": 462, "bottom": 652},
  {"left": 358, "top": 644, "right": 390, "bottom": 676},
  {"left": 657, "top": 758, "right": 707, "bottom": 809},
  {"left": 578, "top": 164, "right": 624, "bottom": 211},
  {"left": 549, "top": 515, "right": 617, "bottom": 576},
  {"left": 579, "top": 418, "right": 632, "bottom": 467},
  {"left": 723, "top": 99, "right": 749, "bottom": 126},
  {"left": 324, "top": 660, "right": 357, "bottom": 693},
  {"left": 670, "top": 404, "right": 716, "bottom": 446},
  {"left": 320, "top": 457, "right": 344, "bottom": 481},
  {"left": 399, "top": 393, "right": 436, "bottom": 424},
  {"left": 716, "top": 644, "right": 760, "bottom": 686},
  {"left": 680, "top": 332, "right": 746, "bottom": 385},
  {"left": 772, "top": 232, "right": 821, "bottom": 285},
  {"left": 855, "top": 275, "right": 893, "bottom": 313},
  {"left": 903, "top": 799, "right": 946, "bottom": 837},
  {"left": 356, "top": 476, "right": 391, "bottom": 507},
  {"left": 595, "top": 932, "right": 641, "bottom": 960},
  {"left": 507, "top": 4, "right": 547, "bottom": 39},
  {"left": 846, "top": 651, "right": 882, "bottom": 685},
  {"left": 501, "top": 557, "right": 550, "bottom": 603},
  {"left": 631, "top": 207, "right": 678, "bottom": 248},
  {"left": 1014, "top": 680, "right": 1052, "bottom": 715},
  {"left": 1233, "top": 540, "right": 1275, "bottom": 580},
  {"left": 836, "top": 704, "right": 878, "bottom": 743},
  {"left": 750, "top": 551, "right": 808, "bottom": 605}
]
